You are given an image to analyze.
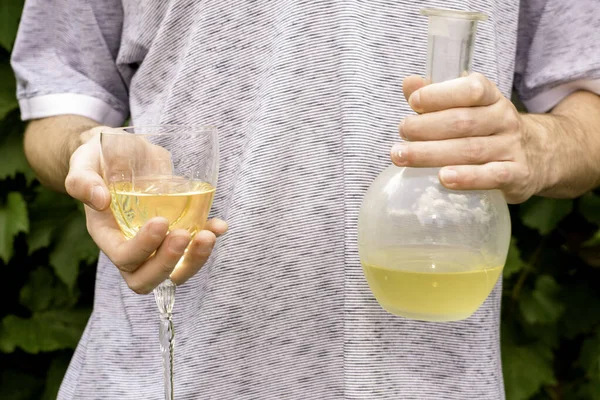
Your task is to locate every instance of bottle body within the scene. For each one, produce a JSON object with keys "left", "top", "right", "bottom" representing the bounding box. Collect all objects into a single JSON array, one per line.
[{"left": 358, "top": 165, "right": 511, "bottom": 321}]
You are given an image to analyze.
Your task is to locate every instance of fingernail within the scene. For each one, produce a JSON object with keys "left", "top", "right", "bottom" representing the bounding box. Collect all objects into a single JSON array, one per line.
[
  {"left": 90, "top": 186, "right": 107, "bottom": 209},
  {"left": 169, "top": 236, "right": 189, "bottom": 253},
  {"left": 440, "top": 168, "right": 458, "bottom": 184},
  {"left": 391, "top": 144, "right": 407, "bottom": 165},
  {"left": 399, "top": 119, "right": 406, "bottom": 140},
  {"left": 410, "top": 91, "right": 421, "bottom": 111}
]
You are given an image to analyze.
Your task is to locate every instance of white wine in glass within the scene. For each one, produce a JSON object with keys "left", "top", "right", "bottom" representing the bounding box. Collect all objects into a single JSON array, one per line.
[{"left": 101, "top": 125, "right": 219, "bottom": 400}]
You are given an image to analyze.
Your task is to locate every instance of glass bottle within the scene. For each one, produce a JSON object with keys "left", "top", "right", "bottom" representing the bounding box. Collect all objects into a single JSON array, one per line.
[{"left": 358, "top": 8, "right": 511, "bottom": 322}]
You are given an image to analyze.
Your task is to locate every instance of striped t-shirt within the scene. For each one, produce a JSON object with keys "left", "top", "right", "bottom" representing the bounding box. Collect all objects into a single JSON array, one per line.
[{"left": 11, "top": 0, "right": 600, "bottom": 398}]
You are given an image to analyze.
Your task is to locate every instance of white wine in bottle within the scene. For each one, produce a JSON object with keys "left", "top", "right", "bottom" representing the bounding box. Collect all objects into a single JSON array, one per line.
[
  {"left": 361, "top": 247, "right": 502, "bottom": 322},
  {"left": 110, "top": 177, "right": 216, "bottom": 239}
]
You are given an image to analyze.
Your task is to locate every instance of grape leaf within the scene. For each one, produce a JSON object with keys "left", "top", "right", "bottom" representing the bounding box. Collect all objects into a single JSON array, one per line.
[
  {"left": 0, "top": 112, "right": 34, "bottom": 183},
  {"left": 520, "top": 197, "right": 573, "bottom": 235},
  {"left": 42, "top": 355, "right": 71, "bottom": 400},
  {"left": 0, "top": 0, "right": 25, "bottom": 51},
  {"left": 49, "top": 211, "right": 98, "bottom": 289},
  {"left": 20, "top": 267, "right": 77, "bottom": 312},
  {"left": 583, "top": 229, "right": 600, "bottom": 247},
  {"left": 0, "top": 192, "right": 29, "bottom": 262},
  {"left": 504, "top": 238, "right": 526, "bottom": 278},
  {"left": 580, "top": 332, "right": 600, "bottom": 380},
  {"left": 0, "top": 61, "right": 18, "bottom": 120},
  {"left": 519, "top": 275, "right": 565, "bottom": 325},
  {"left": 502, "top": 342, "right": 556, "bottom": 400},
  {"left": 560, "top": 284, "right": 600, "bottom": 339},
  {"left": 580, "top": 192, "right": 600, "bottom": 225},
  {"left": 27, "top": 188, "right": 78, "bottom": 254},
  {"left": 0, "top": 369, "right": 43, "bottom": 400},
  {"left": 0, "top": 309, "right": 90, "bottom": 354}
]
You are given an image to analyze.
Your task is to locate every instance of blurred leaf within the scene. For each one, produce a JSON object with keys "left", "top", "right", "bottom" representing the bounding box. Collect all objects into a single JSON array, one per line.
[
  {"left": 560, "top": 284, "right": 600, "bottom": 339},
  {"left": 0, "top": 368, "right": 42, "bottom": 400},
  {"left": 583, "top": 229, "right": 600, "bottom": 247},
  {"left": 576, "top": 380, "right": 600, "bottom": 400},
  {"left": 0, "top": 113, "right": 34, "bottom": 182},
  {"left": 42, "top": 354, "right": 71, "bottom": 400},
  {"left": 522, "top": 321, "right": 560, "bottom": 350},
  {"left": 504, "top": 238, "right": 526, "bottom": 278},
  {"left": 20, "top": 267, "right": 77, "bottom": 312},
  {"left": 0, "top": 309, "right": 90, "bottom": 354},
  {"left": 27, "top": 188, "right": 78, "bottom": 254},
  {"left": 580, "top": 332, "right": 600, "bottom": 380},
  {"left": 0, "top": 191, "right": 29, "bottom": 262},
  {"left": 0, "top": 61, "right": 18, "bottom": 120},
  {"left": 580, "top": 192, "right": 600, "bottom": 225},
  {"left": 519, "top": 275, "right": 565, "bottom": 325},
  {"left": 0, "top": 0, "right": 25, "bottom": 51},
  {"left": 49, "top": 211, "right": 98, "bottom": 289},
  {"left": 520, "top": 197, "right": 573, "bottom": 235},
  {"left": 502, "top": 342, "right": 556, "bottom": 400}
]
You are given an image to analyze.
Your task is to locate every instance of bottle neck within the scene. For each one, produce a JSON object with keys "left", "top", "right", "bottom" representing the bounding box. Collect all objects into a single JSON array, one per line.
[{"left": 425, "top": 17, "right": 478, "bottom": 84}]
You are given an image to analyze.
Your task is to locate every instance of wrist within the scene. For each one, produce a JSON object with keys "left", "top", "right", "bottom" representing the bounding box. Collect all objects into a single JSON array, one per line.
[
  {"left": 520, "top": 113, "right": 558, "bottom": 195},
  {"left": 526, "top": 112, "right": 597, "bottom": 198}
]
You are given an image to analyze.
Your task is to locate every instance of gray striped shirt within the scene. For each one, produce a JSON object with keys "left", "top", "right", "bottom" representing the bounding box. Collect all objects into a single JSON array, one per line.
[{"left": 11, "top": 0, "right": 600, "bottom": 398}]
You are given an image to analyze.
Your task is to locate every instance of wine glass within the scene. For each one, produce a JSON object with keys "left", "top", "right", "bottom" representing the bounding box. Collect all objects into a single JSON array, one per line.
[{"left": 100, "top": 125, "right": 219, "bottom": 400}]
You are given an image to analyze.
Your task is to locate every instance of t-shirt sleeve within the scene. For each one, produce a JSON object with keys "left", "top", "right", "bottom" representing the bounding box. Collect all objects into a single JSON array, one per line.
[
  {"left": 10, "top": 0, "right": 130, "bottom": 126},
  {"left": 513, "top": 0, "right": 600, "bottom": 113}
]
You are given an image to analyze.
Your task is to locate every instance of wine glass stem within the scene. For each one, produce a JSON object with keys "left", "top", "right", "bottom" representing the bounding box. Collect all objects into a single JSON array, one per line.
[{"left": 155, "top": 279, "right": 176, "bottom": 400}]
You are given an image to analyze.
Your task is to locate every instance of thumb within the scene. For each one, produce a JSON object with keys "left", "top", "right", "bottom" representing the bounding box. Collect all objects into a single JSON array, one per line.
[{"left": 65, "top": 129, "right": 110, "bottom": 211}]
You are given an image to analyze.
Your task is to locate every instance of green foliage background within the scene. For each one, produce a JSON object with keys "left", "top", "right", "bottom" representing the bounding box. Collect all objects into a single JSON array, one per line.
[{"left": 1, "top": 3, "right": 600, "bottom": 399}]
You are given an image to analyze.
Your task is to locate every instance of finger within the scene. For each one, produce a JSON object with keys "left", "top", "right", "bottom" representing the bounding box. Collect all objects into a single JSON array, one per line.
[
  {"left": 438, "top": 162, "right": 525, "bottom": 203},
  {"left": 390, "top": 135, "right": 515, "bottom": 168},
  {"left": 204, "top": 218, "right": 228, "bottom": 237},
  {"left": 408, "top": 72, "right": 502, "bottom": 114},
  {"left": 169, "top": 230, "right": 217, "bottom": 285},
  {"left": 86, "top": 211, "right": 170, "bottom": 272},
  {"left": 400, "top": 101, "right": 508, "bottom": 141},
  {"left": 402, "top": 75, "right": 428, "bottom": 102},
  {"left": 122, "top": 229, "right": 192, "bottom": 294},
  {"left": 65, "top": 134, "right": 110, "bottom": 211}
]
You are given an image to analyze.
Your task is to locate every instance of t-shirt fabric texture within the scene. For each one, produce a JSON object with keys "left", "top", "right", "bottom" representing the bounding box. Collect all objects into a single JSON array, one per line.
[{"left": 11, "top": 0, "right": 600, "bottom": 399}]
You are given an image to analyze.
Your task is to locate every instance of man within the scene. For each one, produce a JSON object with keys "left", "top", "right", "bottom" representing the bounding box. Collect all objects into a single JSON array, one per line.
[{"left": 11, "top": 0, "right": 600, "bottom": 398}]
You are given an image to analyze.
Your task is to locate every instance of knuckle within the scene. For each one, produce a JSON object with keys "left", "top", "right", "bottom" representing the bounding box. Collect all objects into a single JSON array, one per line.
[
  {"left": 468, "top": 74, "right": 487, "bottom": 103},
  {"left": 452, "top": 111, "right": 475, "bottom": 135},
  {"left": 504, "top": 106, "right": 521, "bottom": 132},
  {"left": 111, "top": 253, "right": 138, "bottom": 272},
  {"left": 158, "top": 258, "right": 176, "bottom": 274},
  {"left": 462, "top": 138, "right": 486, "bottom": 163},
  {"left": 493, "top": 164, "right": 512, "bottom": 186}
]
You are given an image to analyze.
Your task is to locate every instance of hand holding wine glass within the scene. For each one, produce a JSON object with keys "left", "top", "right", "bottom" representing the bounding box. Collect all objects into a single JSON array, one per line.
[{"left": 65, "top": 126, "right": 227, "bottom": 293}]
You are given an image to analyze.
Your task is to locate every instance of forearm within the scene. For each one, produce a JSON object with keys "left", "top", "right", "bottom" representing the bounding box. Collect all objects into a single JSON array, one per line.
[
  {"left": 525, "top": 91, "right": 600, "bottom": 198},
  {"left": 24, "top": 115, "right": 99, "bottom": 192}
]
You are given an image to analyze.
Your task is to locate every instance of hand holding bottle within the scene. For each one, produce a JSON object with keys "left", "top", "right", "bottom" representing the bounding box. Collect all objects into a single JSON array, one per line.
[{"left": 391, "top": 73, "right": 545, "bottom": 204}]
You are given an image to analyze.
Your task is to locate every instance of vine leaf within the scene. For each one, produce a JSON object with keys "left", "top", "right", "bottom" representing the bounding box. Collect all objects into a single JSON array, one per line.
[
  {"left": 504, "top": 238, "right": 526, "bottom": 278},
  {"left": 0, "top": 309, "right": 90, "bottom": 354},
  {"left": 519, "top": 275, "right": 565, "bottom": 325},
  {"left": 0, "top": 0, "right": 25, "bottom": 51},
  {"left": 0, "top": 192, "right": 29, "bottom": 262},
  {"left": 502, "top": 341, "right": 556, "bottom": 400},
  {"left": 520, "top": 197, "right": 573, "bottom": 235},
  {"left": 579, "top": 192, "right": 600, "bottom": 225}
]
